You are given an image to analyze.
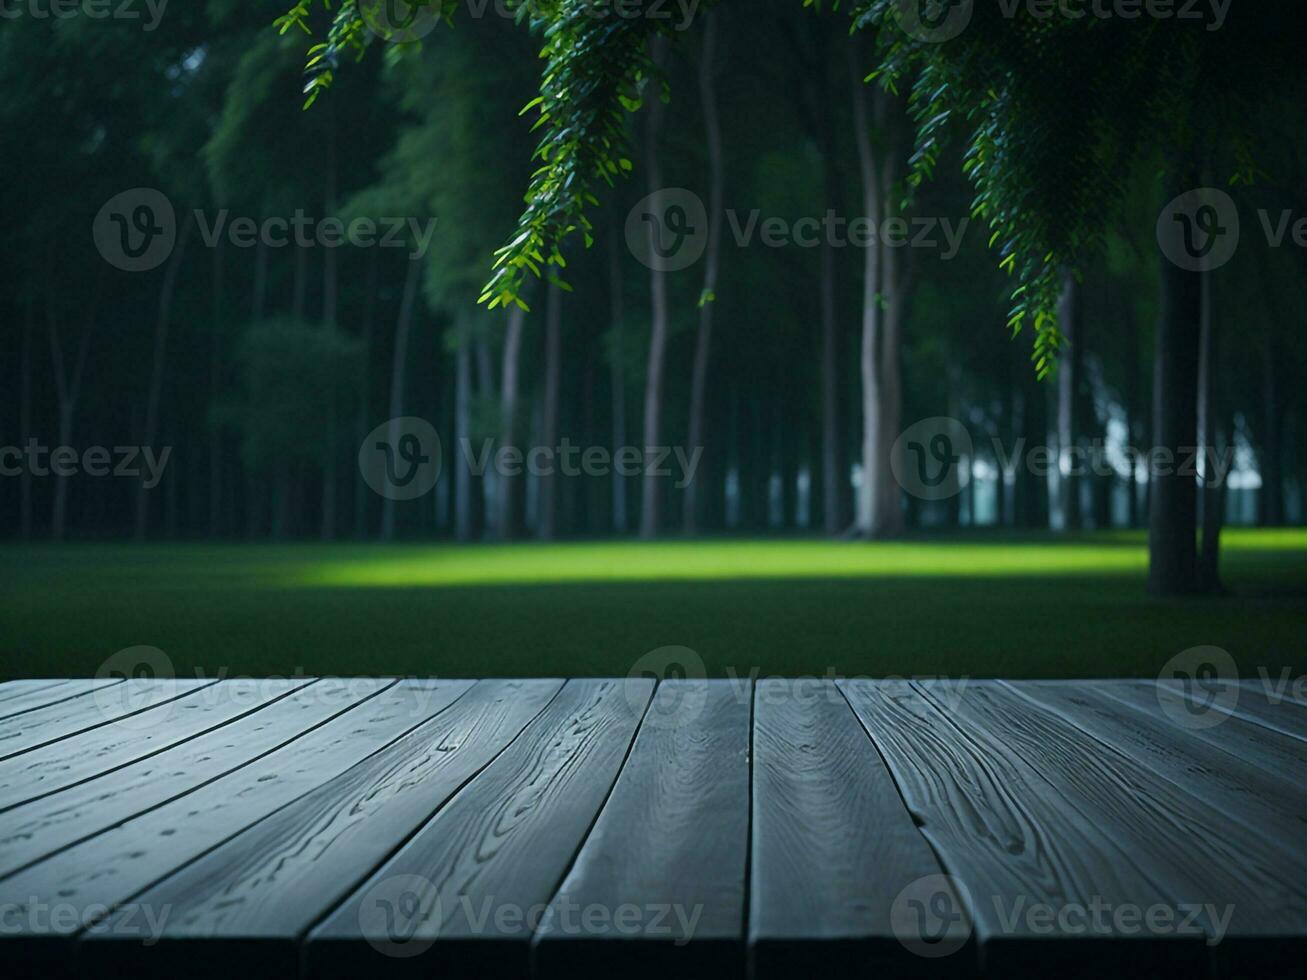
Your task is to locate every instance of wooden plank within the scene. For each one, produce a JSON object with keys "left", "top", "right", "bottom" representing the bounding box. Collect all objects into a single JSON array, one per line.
[
  {"left": 840, "top": 679, "right": 1207, "bottom": 979},
  {"left": 304, "top": 677, "right": 654, "bottom": 980},
  {"left": 0, "top": 679, "right": 216, "bottom": 761},
  {"left": 533, "top": 680, "right": 750, "bottom": 980},
  {"left": 1101, "top": 680, "right": 1307, "bottom": 787},
  {"left": 1231, "top": 680, "right": 1307, "bottom": 740},
  {"left": 747, "top": 679, "right": 957, "bottom": 980},
  {"left": 0, "top": 679, "right": 313, "bottom": 809},
  {"left": 0, "top": 679, "right": 471, "bottom": 977},
  {"left": 935, "top": 681, "right": 1307, "bottom": 977},
  {"left": 1007, "top": 682, "right": 1307, "bottom": 848},
  {"left": 0, "top": 682, "right": 83, "bottom": 720},
  {"left": 0, "top": 681, "right": 124, "bottom": 716},
  {"left": 79, "top": 680, "right": 562, "bottom": 980},
  {"left": 0, "top": 679, "right": 390, "bottom": 879}
]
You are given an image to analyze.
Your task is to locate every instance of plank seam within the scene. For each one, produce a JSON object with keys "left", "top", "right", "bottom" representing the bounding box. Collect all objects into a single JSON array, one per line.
[
  {"left": 0, "top": 680, "right": 322, "bottom": 814},
  {"left": 291, "top": 678, "right": 568, "bottom": 968},
  {"left": 525, "top": 677, "right": 659, "bottom": 976}
]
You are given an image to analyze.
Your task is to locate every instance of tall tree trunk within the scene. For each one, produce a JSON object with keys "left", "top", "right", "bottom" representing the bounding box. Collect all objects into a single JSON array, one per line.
[
  {"left": 608, "top": 217, "right": 628, "bottom": 534},
  {"left": 538, "top": 282, "right": 563, "bottom": 540},
  {"left": 379, "top": 256, "right": 422, "bottom": 542},
  {"left": 498, "top": 304, "right": 527, "bottom": 540},
  {"left": 1197, "top": 268, "right": 1223, "bottom": 593},
  {"left": 454, "top": 322, "right": 474, "bottom": 542},
  {"left": 48, "top": 273, "right": 103, "bottom": 542},
  {"left": 355, "top": 249, "right": 380, "bottom": 538},
  {"left": 320, "top": 120, "right": 339, "bottom": 540},
  {"left": 1056, "top": 271, "right": 1081, "bottom": 531},
  {"left": 851, "top": 63, "right": 883, "bottom": 538},
  {"left": 684, "top": 12, "right": 723, "bottom": 536},
  {"left": 209, "top": 243, "right": 224, "bottom": 537},
  {"left": 1123, "top": 307, "right": 1141, "bottom": 528},
  {"left": 19, "top": 285, "right": 33, "bottom": 539},
  {"left": 1259, "top": 342, "right": 1283, "bottom": 526},
  {"left": 818, "top": 192, "right": 845, "bottom": 534},
  {"left": 135, "top": 212, "right": 195, "bottom": 540},
  {"left": 874, "top": 139, "right": 907, "bottom": 538},
  {"left": 639, "top": 37, "right": 671, "bottom": 539},
  {"left": 1149, "top": 176, "right": 1202, "bottom": 596}
]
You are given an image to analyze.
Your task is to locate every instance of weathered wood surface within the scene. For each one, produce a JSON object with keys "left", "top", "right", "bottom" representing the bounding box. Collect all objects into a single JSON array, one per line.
[{"left": 0, "top": 676, "right": 1302, "bottom": 980}]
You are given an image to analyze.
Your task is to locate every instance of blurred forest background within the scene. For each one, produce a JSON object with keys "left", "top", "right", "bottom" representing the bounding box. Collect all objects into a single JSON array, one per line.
[{"left": 2, "top": 2, "right": 1306, "bottom": 678}]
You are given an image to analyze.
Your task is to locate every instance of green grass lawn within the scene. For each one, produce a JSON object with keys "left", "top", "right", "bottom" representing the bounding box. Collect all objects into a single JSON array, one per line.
[{"left": 2, "top": 529, "right": 1305, "bottom": 681}]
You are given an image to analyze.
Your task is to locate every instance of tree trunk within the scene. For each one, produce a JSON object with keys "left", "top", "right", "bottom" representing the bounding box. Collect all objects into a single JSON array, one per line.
[
  {"left": 320, "top": 121, "right": 340, "bottom": 540},
  {"left": 874, "top": 141, "right": 907, "bottom": 538},
  {"left": 684, "top": 13, "right": 723, "bottom": 536},
  {"left": 209, "top": 243, "right": 224, "bottom": 537},
  {"left": 1259, "top": 343, "right": 1283, "bottom": 526},
  {"left": 19, "top": 286, "right": 33, "bottom": 539},
  {"left": 48, "top": 274, "right": 103, "bottom": 542},
  {"left": 135, "top": 212, "right": 195, "bottom": 540},
  {"left": 380, "top": 256, "right": 422, "bottom": 542},
  {"left": 498, "top": 304, "right": 527, "bottom": 540},
  {"left": 1149, "top": 181, "right": 1202, "bottom": 596},
  {"left": 608, "top": 217, "right": 628, "bottom": 534},
  {"left": 1197, "top": 268, "right": 1223, "bottom": 592},
  {"left": 538, "top": 282, "right": 562, "bottom": 540},
  {"left": 454, "top": 322, "right": 474, "bottom": 542},
  {"left": 850, "top": 63, "right": 883, "bottom": 538},
  {"left": 355, "top": 249, "right": 380, "bottom": 538},
  {"left": 639, "top": 38, "right": 671, "bottom": 539},
  {"left": 1056, "top": 271, "right": 1081, "bottom": 531}
]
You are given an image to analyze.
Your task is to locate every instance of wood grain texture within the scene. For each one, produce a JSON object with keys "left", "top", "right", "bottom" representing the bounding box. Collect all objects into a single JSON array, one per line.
[
  {"left": 533, "top": 680, "right": 751, "bottom": 980},
  {"left": 0, "top": 679, "right": 387, "bottom": 879},
  {"left": 0, "top": 680, "right": 469, "bottom": 978},
  {"left": 934, "top": 681, "right": 1307, "bottom": 977},
  {"left": 0, "top": 679, "right": 312, "bottom": 810},
  {"left": 840, "top": 679, "right": 1205, "bottom": 979},
  {"left": 748, "top": 679, "right": 954, "bottom": 980},
  {"left": 304, "top": 677, "right": 654, "bottom": 980},
  {"left": 0, "top": 681, "right": 103, "bottom": 721},
  {"left": 1102, "top": 680, "right": 1307, "bottom": 785},
  {"left": 1007, "top": 682, "right": 1307, "bottom": 849},
  {"left": 0, "top": 679, "right": 215, "bottom": 760},
  {"left": 1230, "top": 680, "right": 1307, "bottom": 740},
  {"left": 79, "top": 680, "right": 561, "bottom": 980}
]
